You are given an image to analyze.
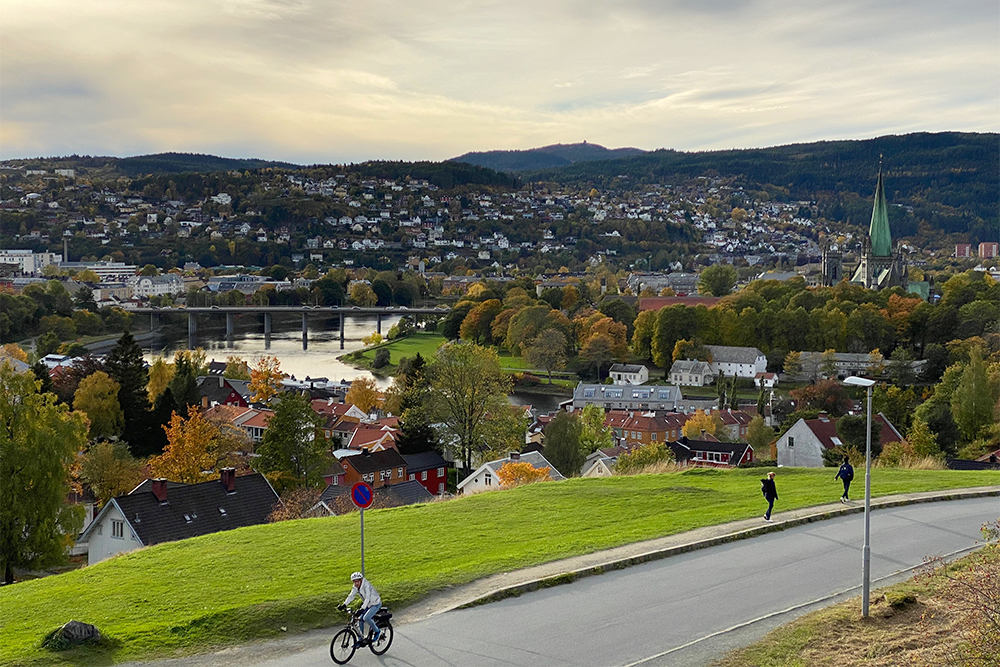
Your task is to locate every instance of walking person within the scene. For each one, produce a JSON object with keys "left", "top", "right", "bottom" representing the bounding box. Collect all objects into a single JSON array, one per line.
[
  {"left": 761, "top": 471, "right": 778, "bottom": 522},
  {"left": 835, "top": 456, "right": 854, "bottom": 502}
]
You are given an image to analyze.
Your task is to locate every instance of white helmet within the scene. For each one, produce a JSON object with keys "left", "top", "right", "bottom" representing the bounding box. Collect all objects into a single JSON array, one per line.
[{"left": 351, "top": 572, "right": 363, "bottom": 581}]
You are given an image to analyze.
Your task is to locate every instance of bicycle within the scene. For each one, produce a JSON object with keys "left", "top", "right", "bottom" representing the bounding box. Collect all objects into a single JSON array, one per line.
[{"left": 330, "top": 605, "right": 394, "bottom": 664}]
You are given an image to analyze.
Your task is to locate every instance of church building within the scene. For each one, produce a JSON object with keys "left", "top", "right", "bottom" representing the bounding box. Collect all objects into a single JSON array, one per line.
[{"left": 847, "top": 166, "right": 909, "bottom": 291}]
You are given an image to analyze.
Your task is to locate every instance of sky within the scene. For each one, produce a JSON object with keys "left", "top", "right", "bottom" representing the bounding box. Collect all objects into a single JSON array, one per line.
[{"left": 2, "top": 0, "right": 998, "bottom": 164}]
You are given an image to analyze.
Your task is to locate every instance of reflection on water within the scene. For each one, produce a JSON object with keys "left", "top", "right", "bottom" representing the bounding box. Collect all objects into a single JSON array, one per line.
[{"left": 142, "top": 314, "right": 402, "bottom": 389}]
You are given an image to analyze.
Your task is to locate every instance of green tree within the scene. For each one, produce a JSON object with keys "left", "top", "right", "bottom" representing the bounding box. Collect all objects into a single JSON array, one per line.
[
  {"left": 906, "top": 418, "right": 942, "bottom": 459},
  {"left": 169, "top": 351, "right": 200, "bottom": 415},
  {"left": 36, "top": 331, "right": 61, "bottom": 358},
  {"left": 255, "top": 392, "right": 328, "bottom": 486},
  {"left": 698, "top": 264, "right": 738, "bottom": 297},
  {"left": 745, "top": 414, "right": 774, "bottom": 456},
  {"left": 525, "top": 329, "right": 568, "bottom": 383},
  {"left": 579, "top": 403, "right": 614, "bottom": 455},
  {"left": 837, "top": 414, "right": 883, "bottom": 458},
  {"left": 223, "top": 356, "right": 251, "bottom": 381},
  {"left": 543, "top": 411, "right": 584, "bottom": 477},
  {"left": 427, "top": 342, "right": 513, "bottom": 474},
  {"left": 105, "top": 331, "right": 153, "bottom": 450},
  {"left": 783, "top": 350, "right": 803, "bottom": 377},
  {"left": 888, "top": 346, "right": 915, "bottom": 386},
  {"left": 819, "top": 349, "right": 838, "bottom": 379},
  {"left": 873, "top": 385, "right": 917, "bottom": 434},
  {"left": 80, "top": 440, "right": 144, "bottom": 507},
  {"left": 394, "top": 408, "right": 439, "bottom": 455},
  {"left": 951, "top": 347, "right": 997, "bottom": 442},
  {"left": 580, "top": 333, "right": 615, "bottom": 379},
  {"left": 73, "top": 371, "right": 124, "bottom": 440},
  {"left": 0, "top": 363, "right": 87, "bottom": 584},
  {"left": 74, "top": 286, "right": 97, "bottom": 312}
]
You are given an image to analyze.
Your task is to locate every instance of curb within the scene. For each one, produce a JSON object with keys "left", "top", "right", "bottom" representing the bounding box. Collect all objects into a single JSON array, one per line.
[{"left": 456, "top": 487, "right": 1000, "bottom": 610}]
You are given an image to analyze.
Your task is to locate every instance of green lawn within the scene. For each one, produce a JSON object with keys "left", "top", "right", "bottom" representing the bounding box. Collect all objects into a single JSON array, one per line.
[{"left": 2, "top": 469, "right": 997, "bottom": 666}]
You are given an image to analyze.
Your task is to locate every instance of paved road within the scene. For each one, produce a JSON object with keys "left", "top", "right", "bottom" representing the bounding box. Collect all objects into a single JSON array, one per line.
[{"left": 143, "top": 497, "right": 999, "bottom": 667}]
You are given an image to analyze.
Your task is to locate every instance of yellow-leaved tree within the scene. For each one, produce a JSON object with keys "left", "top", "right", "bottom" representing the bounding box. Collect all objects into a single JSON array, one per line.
[
  {"left": 147, "top": 355, "right": 174, "bottom": 400},
  {"left": 346, "top": 376, "right": 381, "bottom": 413},
  {"left": 149, "top": 410, "right": 235, "bottom": 483},
  {"left": 249, "top": 355, "right": 283, "bottom": 403},
  {"left": 682, "top": 409, "right": 720, "bottom": 438},
  {"left": 495, "top": 461, "right": 551, "bottom": 488}
]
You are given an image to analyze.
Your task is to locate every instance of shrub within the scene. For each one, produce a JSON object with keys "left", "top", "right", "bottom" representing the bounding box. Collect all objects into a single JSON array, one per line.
[
  {"left": 372, "top": 348, "right": 391, "bottom": 369},
  {"left": 496, "top": 461, "right": 551, "bottom": 488},
  {"left": 615, "top": 442, "right": 675, "bottom": 475}
]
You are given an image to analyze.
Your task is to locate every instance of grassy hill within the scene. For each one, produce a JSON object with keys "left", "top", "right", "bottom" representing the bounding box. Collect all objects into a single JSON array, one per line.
[{"left": 2, "top": 468, "right": 997, "bottom": 666}]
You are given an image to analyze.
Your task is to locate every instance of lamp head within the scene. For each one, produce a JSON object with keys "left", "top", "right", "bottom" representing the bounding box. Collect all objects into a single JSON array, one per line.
[{"left": 843, "top": 376, "right": 876, "bottom": 388}]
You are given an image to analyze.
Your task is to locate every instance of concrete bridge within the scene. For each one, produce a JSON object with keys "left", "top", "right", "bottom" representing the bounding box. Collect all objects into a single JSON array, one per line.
[{"left": 125, "top": 305, "right": 448, "bottom": 349}]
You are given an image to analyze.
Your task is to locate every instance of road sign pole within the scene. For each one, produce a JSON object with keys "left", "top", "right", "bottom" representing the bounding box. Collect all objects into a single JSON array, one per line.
[{"left": 360, "top": 508, "right": 365, "bottom": 578}]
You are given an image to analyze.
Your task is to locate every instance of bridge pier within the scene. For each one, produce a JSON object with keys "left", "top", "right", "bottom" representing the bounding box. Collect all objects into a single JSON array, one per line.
[
  {"left": 301, "top": 312, "right": 308, "bottom": 350},
  {"left": 340, "top": 314, "right": 345, "bottom": 349},
  {"left": 263, "top": 312, "right": 271, "bottom": 350},
  {"left": 187, "top": 312, "right": 197, "bottom": 349},
  {"left": 376, "top": 313, "right": 382, "bottom": 335},
  {"left": 150, "top": 312, "right": 159, "bottom": 331},
  {"left": 226, "top": 312, "right": 235, "bottom": 348}
]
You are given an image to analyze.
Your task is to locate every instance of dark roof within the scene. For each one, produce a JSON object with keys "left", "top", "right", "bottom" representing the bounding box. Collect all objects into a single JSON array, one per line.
[
  {"left": 402, "top": 451, "right": 448, "bottom": 474},
  {"left": 675, "top": 437, "right": 752, "bottom": 462},
  {"left": 381, "top": 480, "right": 434, "bottom": 505},
  {"left": 610, "top": 363, "right": 646, "bottom": 374},
  {"left": 197, "top": 376, "right": 242, "bottom": 405},
  {"left": 89, "top": 474, "right": 278, "bottom": 546},
  {"left": 342, "top": 448, "right": 407, "bottom": 474},
  {"left": 208, "top": 361, "right": 227, "bottom": 375},
  {"left": 946, "top": 458, "right": 1000, "bottom": 471}
]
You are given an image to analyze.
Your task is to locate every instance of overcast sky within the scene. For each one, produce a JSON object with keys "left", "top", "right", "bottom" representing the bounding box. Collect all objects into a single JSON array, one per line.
[{"left": 2, "top": 0, "right": 997, "bottom": 163}]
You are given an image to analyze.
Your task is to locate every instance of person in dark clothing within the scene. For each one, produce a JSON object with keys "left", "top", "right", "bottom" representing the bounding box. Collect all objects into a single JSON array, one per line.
[
  {"left": 761, "top": 471, "right": 777, "bottom": 522},
  {"left": 835, "top": 456, "right": 854, "bottom": 502}
]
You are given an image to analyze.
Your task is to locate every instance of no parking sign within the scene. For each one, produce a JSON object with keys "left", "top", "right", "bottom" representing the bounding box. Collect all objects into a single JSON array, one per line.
[{"left": 351, "top": 482, "right": 374, "bottom": 576}]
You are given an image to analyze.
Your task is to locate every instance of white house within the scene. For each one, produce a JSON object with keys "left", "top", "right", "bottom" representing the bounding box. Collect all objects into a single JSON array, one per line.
[
  {"left": 129, "top": 273, "right": 184, "bottom": 298},
  {"left": 754, "top": 372, "right": 778, "bottom": 388},
  {"left": 668, "top": 360, "right": 714, "bottom": 386},
  {"left": 609, "top": 364, "right": 649, "bottom": 385},
  {"left": 457, "top": 451, "right": 564, "bottom": 494},
  {"left": 775, "top": 413, "right": 904, "bottom": 468},
  {"left": 706, "top": 345, "right": 768, "bottom": 379}
]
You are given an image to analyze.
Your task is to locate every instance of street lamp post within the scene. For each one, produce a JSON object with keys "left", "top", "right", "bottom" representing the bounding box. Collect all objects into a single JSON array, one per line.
[{"left": 844, "top": 375, "right": 876, "bottom": 617}]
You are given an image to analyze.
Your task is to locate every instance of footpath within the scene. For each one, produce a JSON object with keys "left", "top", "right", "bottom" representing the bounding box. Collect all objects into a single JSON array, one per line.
[{"left": 126, "top": 485, "right": 1000, "bottom": 667}]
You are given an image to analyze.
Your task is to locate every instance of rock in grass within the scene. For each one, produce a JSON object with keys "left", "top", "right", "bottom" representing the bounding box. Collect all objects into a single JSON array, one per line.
[{"left": 42, "top": 621, "right": 101, "bottom": 650}]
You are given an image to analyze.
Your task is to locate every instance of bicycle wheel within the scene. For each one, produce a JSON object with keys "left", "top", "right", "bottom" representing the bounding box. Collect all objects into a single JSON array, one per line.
[
  {"left": 369, "top": 621, "right": 393, "bottom": 656},
  {"left": 330, "top": 628, "right": 357, "bottom": 664}
]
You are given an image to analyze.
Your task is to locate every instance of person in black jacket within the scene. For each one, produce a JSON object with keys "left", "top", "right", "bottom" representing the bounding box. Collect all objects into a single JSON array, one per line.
[
  {"left": 761, "top": 471, "right": 778, "bottom": 522},
  {"left": 835, "top": 456, "right": 854, "bottom": 502}
]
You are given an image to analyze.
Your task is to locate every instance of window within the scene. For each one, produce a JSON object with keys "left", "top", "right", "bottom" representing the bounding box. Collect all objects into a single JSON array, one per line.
[
  {"left": 637, "top": 432, "right": 642, "bottom": 440},
  {"left": 437, "top": 467, "right": 445, "bottom": 476},
  {"left": 409, "top": 473, "right": 415, "bottom": 481},
  {"left": 438, "top": 482, "right": 445, "bottom": 494},
  {"left": 398, "top": 467, "right": 403, "bottom": 477},
  {"left": 788, "top": 437, "right": 795, "bottom": 448},
  {"left": 112, "top": 520, "right": 124, "bottom": 539},
  {"left": 380, "top": 470, "right": 389, "bottom": 481},
  {"left": 421, "top": 470, "right": 428, "bottom": 481},
  {"left": 651, "top": 433, "right": 657, "bottom": 441},
  {"left": 584, "top": 388, "right": 595, "bottom": 397},
  {"left": 484, "top": 472, "right": 492, "bottom": 486},
  {"left": 97, "top": 524, "right": 103, "bottom": 535},
  {"left": 830, "top": 437, "right": 842, "bottom": 446}
]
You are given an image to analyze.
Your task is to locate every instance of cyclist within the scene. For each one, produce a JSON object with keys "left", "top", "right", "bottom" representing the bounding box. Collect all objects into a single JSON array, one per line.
[{"left": 338, "top": 572, "right": 382, "bottom": 645}]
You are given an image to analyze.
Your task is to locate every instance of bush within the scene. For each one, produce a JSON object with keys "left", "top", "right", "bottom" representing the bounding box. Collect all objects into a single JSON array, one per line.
[
  {"left": 372, "top": 348, "right": 391, "bottom": 369},
  {"left": 615, "top": 442, "right": 675, "bottom": 475}
]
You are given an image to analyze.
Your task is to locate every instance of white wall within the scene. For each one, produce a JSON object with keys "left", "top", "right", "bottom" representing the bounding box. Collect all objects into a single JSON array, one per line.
[
  {"left": 87, "top": 503, "right": 141, "bottom": 565},
  {"left": 775, "top": 420, "right": 825, "bottom": 468}
]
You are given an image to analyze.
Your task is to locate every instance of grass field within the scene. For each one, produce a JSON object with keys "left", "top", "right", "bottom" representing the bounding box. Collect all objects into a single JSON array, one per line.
[{"left": 2, "top": 468, "right": 997, "bottom": 666}]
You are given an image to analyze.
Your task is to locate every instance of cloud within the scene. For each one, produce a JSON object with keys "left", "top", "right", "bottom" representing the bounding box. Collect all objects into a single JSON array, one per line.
[{"left": 0, "top": 0, "right": 996, "bottom": 162}]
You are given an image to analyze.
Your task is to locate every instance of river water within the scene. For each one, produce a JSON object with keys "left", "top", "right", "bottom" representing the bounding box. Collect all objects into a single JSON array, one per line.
[{"left": 137, "top": 313, "right": 566, "bottom": 409}]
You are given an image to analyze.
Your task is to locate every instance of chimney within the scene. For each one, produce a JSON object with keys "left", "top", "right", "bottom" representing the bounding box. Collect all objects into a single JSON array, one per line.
[
  {"left": 509, "top": 451, "right": 520, "bottom": 461},
  {"left": 362, "top": 447, "right": 370, "bottom": 456},
  {"left": 220, "top": 467, "right": 236, "bottom": 493},
  {"left": 201, "top": 395, "right": 209, "bottom": 409},
  {"left": 151, "top": 478, "right": 168, "bottom": 503},
  {"left": 700, "top": 429, "right": 707, "bottom": 439},
  {"left": 219, "top": 376, "right": 224, "bottom": 388},
  {"left": 328, "top": 397, "right": 334, "bottom": 406}
]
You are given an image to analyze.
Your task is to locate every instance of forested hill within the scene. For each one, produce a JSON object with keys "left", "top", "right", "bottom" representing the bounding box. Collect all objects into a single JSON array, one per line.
[
  {"left": 451, "top": 142, "right": 646, "bottom": 172},
  {"left": 116, "top": 153, "right": 300, "bottom": 175},
  {"left": 528, "top": 132, "right": 999, "bottom": 239}
]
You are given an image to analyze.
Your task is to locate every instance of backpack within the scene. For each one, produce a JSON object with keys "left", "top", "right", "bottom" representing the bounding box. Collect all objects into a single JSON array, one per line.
[{"left": 761, "top": 479, "right": 767, "bottom": 496}]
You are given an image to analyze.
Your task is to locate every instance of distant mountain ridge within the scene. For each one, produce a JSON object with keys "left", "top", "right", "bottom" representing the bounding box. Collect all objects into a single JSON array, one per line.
[
  {"left": 451, "top": 142, "right": 646, "bottom": 172},
  {"left": 2, "top": 152, "right": 300, "bottom": 176}
]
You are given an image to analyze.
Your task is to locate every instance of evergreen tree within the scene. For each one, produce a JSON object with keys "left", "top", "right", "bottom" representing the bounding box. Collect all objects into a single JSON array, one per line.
[
  {"left": 31, "top": 360, "right": 54, "bottom": 395},
  {"left": 255, "top": 392, "right": 327, "bottom": 486},
  {"left": 105, "top": 331, "right": 153, "bottom": 451},
  {"left": 394, "top": 408, "right": 438, "bottom": 455},
  {"left": 169, "top": 353, "right": 200, "bottom": 417}
]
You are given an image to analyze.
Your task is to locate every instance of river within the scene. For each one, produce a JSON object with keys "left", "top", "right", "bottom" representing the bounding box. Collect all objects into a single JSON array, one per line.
[{"left": 136, "top": 313, "right": 568, "bottom": 410}]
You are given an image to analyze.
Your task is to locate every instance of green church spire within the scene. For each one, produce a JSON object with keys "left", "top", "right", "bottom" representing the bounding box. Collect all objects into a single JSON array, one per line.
[{"left": 868, "top": 164, "right": 892, "bottom": 256}]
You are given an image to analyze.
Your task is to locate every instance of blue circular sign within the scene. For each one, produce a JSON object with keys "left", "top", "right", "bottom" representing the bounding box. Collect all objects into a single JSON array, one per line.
[{"left": 351, "top": 482, "right": 374, "bottom": 509}]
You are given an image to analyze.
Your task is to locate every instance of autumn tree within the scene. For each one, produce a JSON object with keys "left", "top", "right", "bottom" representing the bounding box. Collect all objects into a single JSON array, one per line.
[
  {"left": 73, "top": 371, "right": 124, "bottom": 440},
  {"left": 426, "top": 342, "right": 513, "bottom": 474},
  {"left": 631, "top": 310, "right": 657, "bottom": 359},
  {"left": 789, "top": 379, "right": 849, "bottom": 416},
  {"left": 580, "top": 333, "right": 615, "bottom": 379},
  {"left": 346, "top": 376, "right": 381, "bottom": 413},
  {"left": 496, "top": 461, "right": 551, "bottom": 488},
  {"left": 579, "top": 403, "right": 614, "bottom": 454},
  {"left": 79, "top": 440, "right": 144, "bottom": 507},
  {"left": 867, "top": 348, "right": 886, "bottom": 377},
  {"left": 543, "top": 411, "right": 584, "bottom": 477},
  {"left": 459, "top": 299, "right": 503, "bottom": 345},
  {"left": 255, "top": 392, "right": 328, "bottom": 487},
  {"left": 348, "top": 282, "right": 377, "bottom": 307},
  {"left": 819, "top": 349, "right": 838, "bottom": 379},
  {"left": 249, "top": 355, "right": 283, "bottom": 403},
  {"left": 698, "top": 264, "right": 738, "bottom": 297},
  {"left": 673, "top": 338, "right": 711, "bottom": 363},
  {"left": 525, "top": 329, "right": 567, "bottom": 383},
  {"left": 906, "top": 418, "right": 942, "bottom": 459},
  {"left": 783, "top": 350, "right": 803, "bottom": 377},
  {"left": 224, "top": 356, "right": 251, "bottom": 381},
  {"left": 1, "top": 363, "right": 88, "bottom": 584},
  {"left": 147, "top": 355, "right": 174, "bottom": 400},
  {"left": 150, "top": 410, "right": 236, "bottom": 484},
  {"left": 615, "top": 442, "right": 675, "bottom": 475},
  {"left": 682, "top": 410, "right": 720, "bottom": 438}
]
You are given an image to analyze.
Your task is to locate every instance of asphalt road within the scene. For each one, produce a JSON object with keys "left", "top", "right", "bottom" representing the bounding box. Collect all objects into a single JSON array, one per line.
[{"left": 146, "top": 496, "right": 1000, "bottom": 667}]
